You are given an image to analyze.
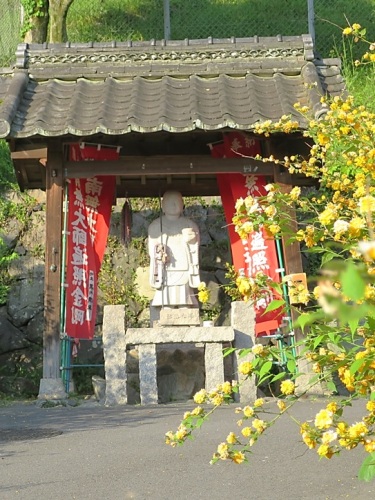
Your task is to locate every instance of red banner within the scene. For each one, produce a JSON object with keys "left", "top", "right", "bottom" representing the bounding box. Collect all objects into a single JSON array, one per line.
[
  {"left": 64, "top": 144, "right": 117, "bottom": 339},
  {"left": 213, "top": 132, "right": 282, "bottom": 328}
]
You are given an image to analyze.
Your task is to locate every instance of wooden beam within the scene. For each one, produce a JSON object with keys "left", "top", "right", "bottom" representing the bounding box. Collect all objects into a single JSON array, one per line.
[
  {"left": 43, "top": 140, "right": 64, "bottom": 381},
  {"left": 64, "top": 155, "right": 274, "bottom": 178},
  {"left": 11, "top": 147, "right": 48, "bottom": 160}
]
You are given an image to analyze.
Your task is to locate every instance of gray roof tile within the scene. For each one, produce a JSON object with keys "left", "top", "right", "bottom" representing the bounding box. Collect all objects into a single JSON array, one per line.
[{"left": 0, "top": 36, "right": 346, "bottom": 139}]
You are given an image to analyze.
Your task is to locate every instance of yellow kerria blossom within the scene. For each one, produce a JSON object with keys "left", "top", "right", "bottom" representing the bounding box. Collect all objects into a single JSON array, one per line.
[
  {"left": 226, "top": 432, "right": 237, "bottom": 444},
  {"left": 243, "top": 406, "right": 255, "bottom": 418},
  {"left": 232, "top": 451, "right": 246, "bottom": 464},
  {"left": 220, "top": 381, "right": 232, "bottom": 394},
  {"left": 366, "top": 400, "right": 375, "bottom": 413},
  {"left": 317, "top": 444, "right": 334, "bottom": 459},
  {"left": 239, "top": 361, "right": 254, "bottom": 376},
  {"left": 267, "top": 223, "right": 281, "bottom": 235},
  {"left": 193, "top": 389, "right": 207, "bottom": 404},
  {"left": 359, "top": 196, "right": 375, "bottom": 214},
  {"left": 348, "top": 422, "right": 368, "bottom": 439},
  {"left": 217, "top": 442, "right": 229, "bottom": 459},
  {"left": 175, "top": 425, "right": 188, "bottom": 440},
  {"left": 211, "top": 393, "right": 224, "bottom": 406},
  {"left": 254, "top": 398, "right": 265, "bottom": 408},
  {"left": 252, "top": 344, "right": 265, "bottom": 356},
  {"left": 326, "top": 402, "right": 338, "bottom": 413},
  {"left": 302, "top": 433, "right": 317, "bottom": 449},
  {"left": 321, "top": 430, "right": 337, "bottom": 444},
  {"left": 264, "top": 205, "right": 277, "bottom": 217},
  {"left": 280, "top": 379, "right": 295, "bottom": 396},
  {"left": 277, "top": 400, "right": 287, "bottom": 412},
  {"left": 252, "top": 418, "right": 267, "bottom": 433},
  {"left": 241, "top": 426, "right": 253, "bottom": 438},
  {"left": 191, "top": 406, "right": 204, "bottom": 416},
  {"left": 314, "top": 409, "right": 334, "bottom": 429},
  {"left": 364, "top": 440, "right": 375, "bottom": 453}
]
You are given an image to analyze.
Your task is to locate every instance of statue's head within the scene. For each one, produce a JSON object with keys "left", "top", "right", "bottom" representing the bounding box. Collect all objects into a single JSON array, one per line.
[{"left": 162, "top": 190, "right": 183, "bottom": 217}]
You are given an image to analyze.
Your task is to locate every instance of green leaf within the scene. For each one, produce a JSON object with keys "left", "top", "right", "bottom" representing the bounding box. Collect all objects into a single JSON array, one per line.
[
  {"left": 271, "top": 372, "right": 286, "bottom": 383},
  {"left": 263, "top": 299, "right": 285, "bottom": 314},
  {"left": 258, "top": 360, "right": 273, "bottom": 380},
  {"left": 358, "top": 453, "right": 375, "bottom": 482},
  {"left": 287, "top": 359, "right": 296, "bottom": 373},
  {"left": 326, "top": 380, "right": 337, "bottom": 393},
  {"left": 341, "top": 262, "right": 366, "bottom": 301},
  {"left": 349, "top": 358, "right": 366, "bottom": 375}
]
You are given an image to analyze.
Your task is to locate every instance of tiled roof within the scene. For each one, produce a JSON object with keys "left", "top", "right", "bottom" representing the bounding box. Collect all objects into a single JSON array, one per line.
[{"left": 0, "top": 36, "right": 346, "bottom": 139}]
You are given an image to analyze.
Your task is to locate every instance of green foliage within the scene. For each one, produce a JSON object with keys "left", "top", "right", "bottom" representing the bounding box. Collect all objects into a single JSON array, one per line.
[
  {"left": 20, "top": 0, "right": 48, "bottom": 38},
  {"left": 98, "top": 236, "right": 149, "bottom": 326}
]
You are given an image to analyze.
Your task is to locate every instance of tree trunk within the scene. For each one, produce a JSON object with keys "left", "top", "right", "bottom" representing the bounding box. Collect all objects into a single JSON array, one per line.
[
  {"left": 23, "top": 1, "right": 49, "bottom": 44},
  {"left": 48, "top": 0, "right": 75, "bottom": 43}
]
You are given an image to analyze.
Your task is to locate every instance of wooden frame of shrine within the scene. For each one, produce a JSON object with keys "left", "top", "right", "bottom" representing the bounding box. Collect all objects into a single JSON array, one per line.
[{"left": 0, "top": 35, "right": 346, "bottom": 398}]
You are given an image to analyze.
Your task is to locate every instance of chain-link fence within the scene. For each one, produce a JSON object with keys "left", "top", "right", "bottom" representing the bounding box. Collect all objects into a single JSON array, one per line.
[{"left": 1, "top": 0, "right": 375, "bottom": 66}]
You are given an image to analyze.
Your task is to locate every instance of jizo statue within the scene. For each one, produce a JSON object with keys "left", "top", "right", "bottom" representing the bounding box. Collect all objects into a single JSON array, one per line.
[{"left": 148, "top": 190, "right": 201, "bottom": 307}]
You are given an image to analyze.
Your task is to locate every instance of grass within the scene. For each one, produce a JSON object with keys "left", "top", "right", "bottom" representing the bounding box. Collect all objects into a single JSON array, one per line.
[{"left": 65, "top": 0, "right": 375, "bottom": 59}]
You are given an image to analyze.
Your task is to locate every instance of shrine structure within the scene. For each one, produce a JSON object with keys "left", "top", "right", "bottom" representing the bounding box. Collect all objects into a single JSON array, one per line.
[{"left": 0, "top": 35, "right": 346, "bottom": 400}]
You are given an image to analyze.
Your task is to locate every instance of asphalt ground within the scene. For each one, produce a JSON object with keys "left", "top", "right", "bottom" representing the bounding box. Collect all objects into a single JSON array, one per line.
[{"left": 0, "top": 397, "right": 374, "bottom": 500}]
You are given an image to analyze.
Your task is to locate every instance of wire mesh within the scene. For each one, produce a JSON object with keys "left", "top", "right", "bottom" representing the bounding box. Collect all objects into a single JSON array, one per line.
[{"left": 1, "top": 1, "right": 375, "bottom": 64}]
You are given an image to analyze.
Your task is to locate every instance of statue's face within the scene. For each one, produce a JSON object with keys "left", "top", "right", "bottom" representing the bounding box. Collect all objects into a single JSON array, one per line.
[{"left": 162, "top": 191, "right": 183, "bottom": 216}]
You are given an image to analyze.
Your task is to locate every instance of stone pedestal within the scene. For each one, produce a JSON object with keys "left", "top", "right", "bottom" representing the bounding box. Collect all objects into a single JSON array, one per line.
[
  {"left": 102, "top": 304, "right": 127, "bottom": 405},
  {"left": 126, "top": 326, "right": 234, "bottom": 405},
  {"left": 138, "top": 344, "right": 158, "bottom": 404},
  {"left": 231, "top": 301, "right": 257, "bottom": 403},
  {"left": 38, "top": 378, "right": 67, "bottom": 400}
]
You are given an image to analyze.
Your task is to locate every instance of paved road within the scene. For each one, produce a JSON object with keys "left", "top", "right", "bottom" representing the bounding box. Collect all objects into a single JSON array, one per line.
[{"left": 0, "top": 398, "right": 374, "bottom": 500}]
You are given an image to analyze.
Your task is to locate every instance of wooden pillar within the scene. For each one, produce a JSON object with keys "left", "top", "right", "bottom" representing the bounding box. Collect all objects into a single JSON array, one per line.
[{"left": 38, "top": 139, "right": 66, "bottom": 399}]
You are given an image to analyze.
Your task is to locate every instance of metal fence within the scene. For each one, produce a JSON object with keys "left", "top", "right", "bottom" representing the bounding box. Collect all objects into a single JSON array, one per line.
[{"left": 1, "top": 0, "right": 375, "bottom": 66}]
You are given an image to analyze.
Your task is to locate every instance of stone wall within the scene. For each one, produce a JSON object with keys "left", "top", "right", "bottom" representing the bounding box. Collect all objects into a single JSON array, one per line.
[{"left": 0, "top": 190, "right": 232, "bottom": 398}]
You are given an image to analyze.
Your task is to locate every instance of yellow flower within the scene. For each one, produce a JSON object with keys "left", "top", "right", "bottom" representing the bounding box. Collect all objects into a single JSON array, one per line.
[
  {"left": 175, "top": 425, "right": 188, "bottom": 440},
  {"left": 191, "top": 406, "right": 204, "bottom": 416},
  {"left": 314, "top": 409, "right": 333, "bottom": 429},
  {"left": 239, "top": 361, "right": 254, "bottom": 376},
  {"left": 302, "top": 433, "right": 317, "bottom": 449},
  {"left": 348, "top": 422, "right": 368, "bottom": 439},
  {"left": 217, "top": 442, "right": 229, "bottom": 459},
  {"left": 252, "top": 344, "right": 265, "bottom": 356},
  {"left": 193, "top": 389, "right": 207, "bottom": 404},
  {"left": 277, "top": 400, "right": 287, "bottom": 412},
  {"left": 366, "top": 400, "right": 375, "bottom": 413},
  {"left": 267, "top": 223, "right": 281, "bottom": 235},
  {"left": 232, "top": 451, "right": 246, "bottom": 464},
  {"left": 211, "top": 393, "right": 224, "bottom": 406},
  {"left": 343, "top": 27, "right": 352, "bottom": 35},
  {"left": 264, "top": 205, "right": 277, "bottom": 217},
  {"left": 243, "top": 406, "right": 255, "bottom": 418},
  {"left": 321, "top": 430, "right": 337, "bottom": 444},
  {"left": 280, "top": 379, "right": 295, "bottom": 396},
  {"left": 359, "top": 196, "right": 375, "bottom": 214},
  {"left": 241, "top": 426, "right": 253, "bottom": 437},
  {"left": 198, "top": 289, "right": 210, "bottom": 303},
  {"left": 289, "top": 186, "right": 301, "bottom": 201},
  {"left": 317, "top": 444, "right": 334, "bottom": 459},
  {"left": 254, "top": 398, "right": 265, "bottom": 408},
  {"left": 226, "top": 432, "right": 237, "bottom": 444},
  {"left": 252, "top": 418, "right": 267, "bottom": 433},
  {"left": 221, "top": 381, "right": 232, "bottom": 395},
  {"left": 364, "top": 440, "right": 375, "bottom": 453},
  {"left": 326, "top": 402, "right": 338, "bottom": 413}
]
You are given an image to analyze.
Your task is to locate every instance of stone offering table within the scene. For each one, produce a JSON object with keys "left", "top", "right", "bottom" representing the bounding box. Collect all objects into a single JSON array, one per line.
[
  {"left": 102, "top": 301, "right": 257, "bottom": 405},
  {"left": 126, "top": 326, "right": 234, "bottom": 404}
]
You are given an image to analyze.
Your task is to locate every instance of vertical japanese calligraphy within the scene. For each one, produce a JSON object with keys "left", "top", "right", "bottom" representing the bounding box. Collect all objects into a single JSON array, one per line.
[
  {"left": 65, "top": 144, "right": 117, "bottom": 339},
  {"left": 213, "top": 132, "right": 282, "bottom": 327}
]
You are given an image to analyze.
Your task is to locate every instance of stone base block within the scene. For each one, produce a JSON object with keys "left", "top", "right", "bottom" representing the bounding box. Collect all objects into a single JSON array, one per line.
[
  {"left": 159, "top": 307, "right": 200, "bottom": 326},
  {"left": 38, "top": 378, "right": 67, "bottom": 400}
]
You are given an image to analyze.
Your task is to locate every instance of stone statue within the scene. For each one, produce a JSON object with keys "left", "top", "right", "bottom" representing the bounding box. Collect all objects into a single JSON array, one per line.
[{"left": 148, "top": 190, "right": 200, "bottom": 307}]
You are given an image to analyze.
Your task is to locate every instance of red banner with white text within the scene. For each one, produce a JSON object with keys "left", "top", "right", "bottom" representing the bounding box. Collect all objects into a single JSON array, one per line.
[
  {"left": 64, "top": 144, "right": 117, "bottom": 339},
  {"left": 212, "top": 132, "right": 282, "bottom": 328}
]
